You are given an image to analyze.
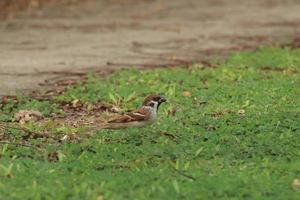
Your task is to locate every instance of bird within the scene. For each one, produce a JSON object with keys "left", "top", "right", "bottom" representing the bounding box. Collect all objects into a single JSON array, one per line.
[{"left": 101, "top": 94, "right": 166, "bottom": 129}]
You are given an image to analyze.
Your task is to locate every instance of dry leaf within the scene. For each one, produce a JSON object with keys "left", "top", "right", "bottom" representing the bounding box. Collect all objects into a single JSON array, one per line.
[
  {"left": 60, "top": 135, "right": 68, "bottom": 141},
  {"left": 292, "top": 179, "right": 300, "bottom": 189},
  {"left": 238, "top": 109, "right": 245, "bottom": 115},
  {"left": 14, "top": 110, "right": 43, "bottom": 124},
  {"left": 47, "top": 151, "right": 59, "bottom": 162},
  {"left": 182, "top": 91, "right": 191, "bottom": 97},
  {"left": 96, "top": 196, "right": 104, "bottom": 200},
  {"left": 72, "top": 99, "right": 80, "bottom": 108},
  {"left": 167, "top": 108, "right": 177, "bottom": 117},
  {"left": 110, "top": 105, "right": 121, "bottom": 113}
]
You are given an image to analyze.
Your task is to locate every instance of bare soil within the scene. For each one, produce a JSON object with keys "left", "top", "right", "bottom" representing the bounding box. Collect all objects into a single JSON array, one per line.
[{"left": 1, "top": 0, "right": 300, "bottom": 95}]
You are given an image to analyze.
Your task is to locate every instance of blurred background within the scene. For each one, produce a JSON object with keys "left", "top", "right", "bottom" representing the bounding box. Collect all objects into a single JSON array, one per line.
[{"left": 1, "top": 0, "right": 300, "bottom": 95}]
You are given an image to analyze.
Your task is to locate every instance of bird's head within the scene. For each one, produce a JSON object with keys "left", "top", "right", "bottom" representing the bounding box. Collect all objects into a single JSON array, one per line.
[{"left": 143, "top": 94, "right": 166, "bottom": 110}]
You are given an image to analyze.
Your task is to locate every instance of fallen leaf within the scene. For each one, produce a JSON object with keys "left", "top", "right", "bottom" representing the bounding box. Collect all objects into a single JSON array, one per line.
[
  {"left": 14, "top": 110, "right": 43, "bottom": 124},
  {"left": 47, "top": 151, "right": 59, "bottom": 162},
  {"left": 72, "top": 99, "right": 80, "bottom": 108},
  {"left": 96, "top": 195, "right": 104, "bottom": 200},
  {"left": 182, "top": 91, "right": 191, "bottom": 97},
  {"left": 292, "top": 179, "right": 300, "bottom": 189},
  {"left": 60, "top": 135, "right": 68, "bottom": 141},
  {"left": 238, "top": 109, "right": 245, "bottom": 115},
  {"left": 167, "top": 108, "right": 177, "bottom": 116},
  {"left": 111, "top": 105, "right": 121, "bottom": 113}
]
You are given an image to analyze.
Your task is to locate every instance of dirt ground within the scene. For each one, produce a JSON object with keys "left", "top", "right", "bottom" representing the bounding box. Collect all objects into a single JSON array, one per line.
[{"left": 1, "top": 0, "right": 300, "bottom": 95}]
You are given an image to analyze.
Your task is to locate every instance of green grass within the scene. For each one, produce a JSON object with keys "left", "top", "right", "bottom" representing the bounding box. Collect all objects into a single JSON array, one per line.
[{"left": 0, "top": 47, "right": 300, "bottom": 200}]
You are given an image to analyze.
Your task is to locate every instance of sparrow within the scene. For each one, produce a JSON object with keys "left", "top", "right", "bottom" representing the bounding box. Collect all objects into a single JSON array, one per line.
[{"left": 101, "top": 94, "right": 166, "bottom": 129}]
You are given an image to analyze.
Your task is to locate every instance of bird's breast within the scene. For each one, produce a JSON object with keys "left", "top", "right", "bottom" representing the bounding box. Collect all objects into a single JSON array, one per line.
[{"left": 148, "top": 109, "right": 157, "bottom": 122}]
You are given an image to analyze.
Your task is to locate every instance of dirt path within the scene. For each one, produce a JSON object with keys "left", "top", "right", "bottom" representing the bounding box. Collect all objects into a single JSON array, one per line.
[{"left": 1, "top": 0, "right": 300, "bottom": 95}]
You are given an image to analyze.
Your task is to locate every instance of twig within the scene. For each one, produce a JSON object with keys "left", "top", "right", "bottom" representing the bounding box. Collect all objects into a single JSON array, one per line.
[
  {"left": 160, "top": 131, "right": 179, "bottom": 142},
  {"left": 170, "top": 165, "right": 196, "bottom": 181}
]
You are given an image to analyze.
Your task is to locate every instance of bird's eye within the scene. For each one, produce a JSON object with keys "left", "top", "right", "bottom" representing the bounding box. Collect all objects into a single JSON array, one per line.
[{"left": 149, "top": 102, "right": 155, "bottom": 107}]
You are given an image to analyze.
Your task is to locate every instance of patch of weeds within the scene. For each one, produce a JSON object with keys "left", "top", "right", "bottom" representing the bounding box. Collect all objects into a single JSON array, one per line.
[
  {"left": 0, "top": 95, "right": 62, "bottom": 122},
  {"left": 0, "top": 47, "right": 300, "bottom": 199}
]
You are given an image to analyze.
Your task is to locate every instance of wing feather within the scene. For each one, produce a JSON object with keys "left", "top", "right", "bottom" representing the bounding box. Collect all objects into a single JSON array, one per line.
[{"left": 108, "top": 107, "right": 150, "bottom": 123}]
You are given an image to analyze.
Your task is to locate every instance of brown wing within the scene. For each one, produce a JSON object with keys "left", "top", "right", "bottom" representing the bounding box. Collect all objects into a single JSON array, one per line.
[{"left": 108, "top": 107, "right": 150, "bottom": 123}]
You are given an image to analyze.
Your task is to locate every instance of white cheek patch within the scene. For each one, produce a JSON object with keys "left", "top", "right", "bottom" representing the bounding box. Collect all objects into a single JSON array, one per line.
[{"left": 148, "top": 100, "right": 158, "bottom": 108}]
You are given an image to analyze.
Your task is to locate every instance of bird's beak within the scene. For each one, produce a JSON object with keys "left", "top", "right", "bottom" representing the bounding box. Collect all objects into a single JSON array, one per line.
[{"left": 160, "top": 97, "right": 167, "bottom": 103}]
